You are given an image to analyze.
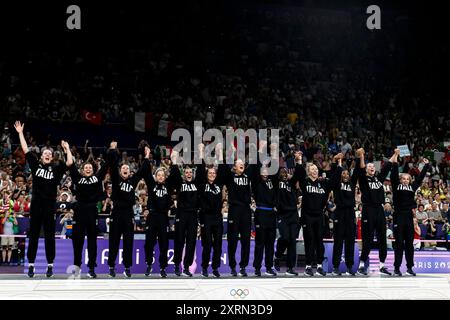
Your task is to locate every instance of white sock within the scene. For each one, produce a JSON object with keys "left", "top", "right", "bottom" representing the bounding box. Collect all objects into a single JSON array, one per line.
[
  {"left": 306, "top": 265, "right": 311, "bottom": 269},
  {"left": 359, "top": 261, "right": 365, "bottom": 268},
  {"left": 29, "top": 263, "right": 34, "bottom": 267},
  {"left": 48, "top": 264, "right": 53, "bottom": 267},
  {"left": 317, "top": 264, "right": 322, "bottom": 268},
  {"left": 380, "top": 262, "right": 385, "bottom": 269}
]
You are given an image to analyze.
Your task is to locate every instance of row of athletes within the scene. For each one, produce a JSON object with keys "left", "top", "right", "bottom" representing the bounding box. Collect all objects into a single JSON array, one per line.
[{"left": 13, "top": 121, "right": 429, "bottom": 278}]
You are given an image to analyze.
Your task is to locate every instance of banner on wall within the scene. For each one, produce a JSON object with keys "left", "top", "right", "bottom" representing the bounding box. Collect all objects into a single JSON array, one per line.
[{"left": 24, "top": 239, "right": 450, "bottom": 274}]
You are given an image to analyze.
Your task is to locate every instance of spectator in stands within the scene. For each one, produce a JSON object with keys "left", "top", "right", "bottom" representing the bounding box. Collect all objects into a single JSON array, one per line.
[
  {"left": 427, "top": 202, "right": 444, "bottom": 223},
  {"left": 443, "top": 203, "right": 450, "bottom": 222},
  {"left": 1, "top": 142, "right": 11, "bottom": 159},
  {"left": 101, "top": 187, "right": 113, "bottom": 216},
  {"left": 56, "top": 192, "right": 72, "bottom": 218},
  {"left": 383, "top": 203, "right": 394, "bottom": 223},
  {"left": 443, "top": 219, "right": 450, "bottom": 249},
  {"left": 133, "top": 197, "right": 143, "bottom": 226},
  {"left": 13, "top": 191, "right": 30, "bottom": 217},
  {"left": 60, "top": 211, "right": 73, "bottom": 239},
  {"left": 135, "top": 207, "right": 148, "bottom": 233},
  {"left": 386, "top": 223, "right": 394, "bottom": 250},
  {"left": 12, "top": 175, "right": 28, "bottom": 200},
  {"left": 29, "top": 140, "right": 40, "bottom": 155},
  {"left": 221, "top": 200, "right": 228, "bottom": 219},
  {"left": 419, "top": 182, "right": 432, "bottom": 199},
  {"left": 1, "top": 211, "right": 18, "bottom": 265},
  {"left": 355, "top": 205, "right": 362, "bottom": 249},
  {"left": 413, "top": 218, "right": 421, "bottom": 250},
  {"left": 0, "top": 191, "right": 14, "bottom": 223},
  {"left": 415, "top": 204, "right": 428, "bottom": 224},
  {"left": 0, "top": 174, "right": 12, "bottom": 194},
  {"left": 424, "top": 218, "right": 437, "bottom": 249}
]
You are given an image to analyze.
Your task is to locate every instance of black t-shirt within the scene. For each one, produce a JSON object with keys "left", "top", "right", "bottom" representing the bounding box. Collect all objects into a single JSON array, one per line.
[
  {"left": 391, "top": 163, "right": 430, "bottom": 212},
  {"left": 56, "top": 201, "right": 72, "bottom": 212},
  {"left": 357, "top": 160, "right": 392, "bottom": 207},
  {"left": 169, "top": 165, "right": 201, "bottom": 211},
  {"left": 297, "top": 164, "right": 333, "bottom": 215},
  {"left": 107, "top": 150, "right": 150, "bottom": 213},
  {"left": 277, "top": 179, "right": 299, "bottom": 212},
  {"left": 69, "top": 163, "right": 108, "bottom": 204},
  {"left": 26, "top": 152, "right": 67, "bottom": 201},
  {"left": 220, "top": 164, "right": 252, "bottom": 207},
  {"left": 331, "top": 164, "right": 357, "bottom": 209},
  {"left": 200, "top": 182, "right": 223, "bottom": 214}
]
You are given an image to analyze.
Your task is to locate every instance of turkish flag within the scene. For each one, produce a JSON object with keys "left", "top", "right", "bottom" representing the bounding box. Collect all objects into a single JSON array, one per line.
[{"left": 81, "top": 110, "right": 102, "bottom": 125}]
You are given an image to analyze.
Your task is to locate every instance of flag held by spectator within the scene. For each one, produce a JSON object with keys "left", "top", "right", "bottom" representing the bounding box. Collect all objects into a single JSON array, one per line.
[
  {"left": 81, "top": 110, "right": 102, "bottom": 125},
  {"left": 156, "top": 145, "right": 172, "bottom": 158},
  {"left": 127, "top": 112, "right": 154, "bottom": 132}
]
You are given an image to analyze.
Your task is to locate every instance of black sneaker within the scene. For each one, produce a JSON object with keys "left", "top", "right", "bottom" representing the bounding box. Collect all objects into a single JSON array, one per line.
[
  {"left": 394, "top": 268, "right": 402, "bottom": 277},
  {"left": 265, "top": 268, "right": 277, "bottom": 276},
  {"left": 315, "top": 266, "right": 326, "bottom": 276},
  {"left": 286, "top": 268, "right": 298, "bottom": 276},
  {"left": 27, "top": 265, "right": 35, "bottom": 278},
  {"left": 160, "top": 269, "right": 167, "bottom": 278},
  {"left": 123, "top": 268, "right": 132, "bottom": 278},
  {"left": 379, "top": 267, "right": 392, "bottom": 276},
  {"left": 357, "top": 266, "right": 368, "bottom": 276},
  {"left": 182, "top": 269, "right": 193, "bottom": 277},
  {"left": 346, "top": 268, "right": 356, "bottom": 276},
  {"left": 201, "top": 268, "right": 208, "bottom": 278},
  {"left": 108, "top": 267, "right": 116, "bottom": 278},
  {"left": 274, "top": 258, "right": 281, "bottom": 272},
  {"left": 304, "top": 267, "right": 314, "bottom": 277},
  {"left": 254, "top": 268, "right": 261, "bottom": 277},
  {"left": 406, "top": 268, "right": 416, "bottom": 276},
  {"left": 174, "top": 265, "right": 181, "bottom": 277},
  {"left": 145, "top": 266, "right": 152, "bottom": 277},
  {"left": 212, "top": 269, "right": 221, "bottom": 278},
  {"left": 332, "top": 267, "right": 342, "bottom": 276},
  {"left": 230, "top": 267, "right": 237, "bottom": 277},
  {"left": 87, "top": 268, "right": 97, "bottom": 279},
  {"left": 46, "top": 265, "right": 54, "bottom": 278},
  {"left": 239, "top": 268, "right": 248, "bottom": 277}
]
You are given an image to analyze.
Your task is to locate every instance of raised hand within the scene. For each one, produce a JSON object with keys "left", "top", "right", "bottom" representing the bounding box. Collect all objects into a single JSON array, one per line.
[
  {"left": 61, "top": 140, "right": 70, "bottom": 151},
  {"left": 390, "top": 148, "right": 400, "bottom": 163},
  {"left": 14, "top": 121, "right": 24, "bottom": 134},
  {"left": 333, "top": 153, "right": 344, "bottom": 161},
  {"left": 171, "top": 150, "right": 179, "bottom": 164},
  {"left": 356, "top": 148, "right": 365, "bottom": 158},
  {"left": 144, "top": 146, "right": 151, "bottom": 159}
]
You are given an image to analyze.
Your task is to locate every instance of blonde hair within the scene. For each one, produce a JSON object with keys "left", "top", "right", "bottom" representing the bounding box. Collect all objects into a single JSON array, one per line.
[
  {"left": 306, "top": 162, "right": 318, "bottom": 178},
  {"left": 154, "top": 167, "right": 168, "bottom": 178},
  {"left": 400, "top": 173, "right": 412, "bottom": 184}
]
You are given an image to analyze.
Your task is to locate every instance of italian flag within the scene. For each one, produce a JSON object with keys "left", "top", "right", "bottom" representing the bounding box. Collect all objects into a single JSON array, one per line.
[
  {"left": 127, "top": 112, "right": 154, "bottom": 132},
  {"left": 158, "top": 145, "right": 173, "bottom": 158}
]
